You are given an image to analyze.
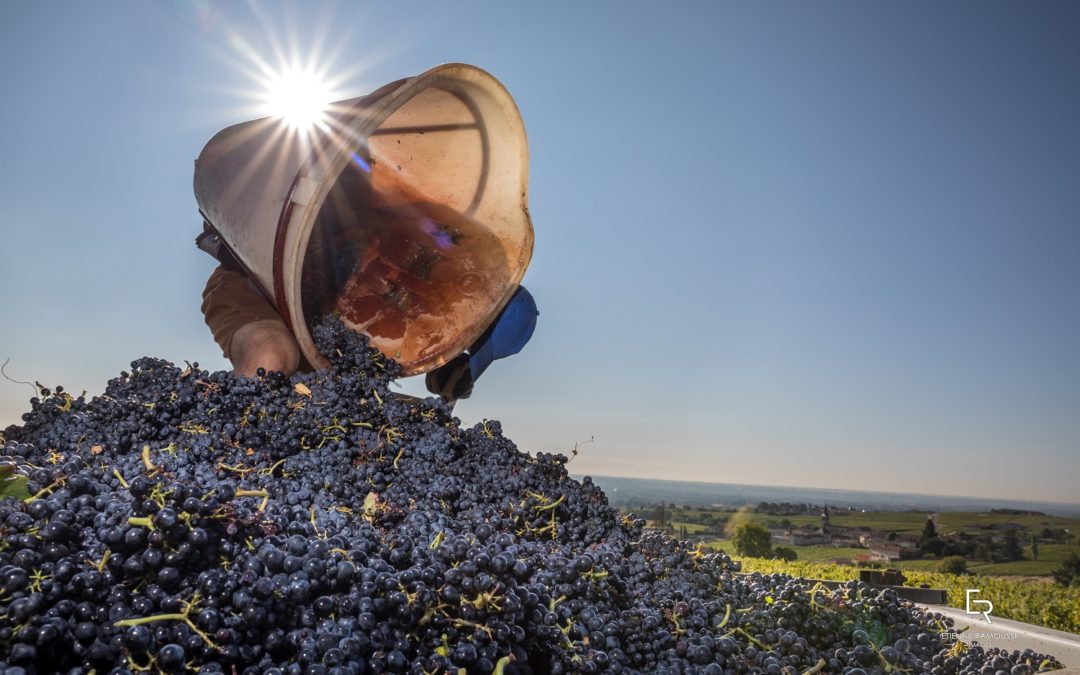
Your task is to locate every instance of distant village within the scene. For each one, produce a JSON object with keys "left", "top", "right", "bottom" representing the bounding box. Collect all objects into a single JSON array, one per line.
[{"left": 767, "top": 504, "right": 926, "bottom": 563}]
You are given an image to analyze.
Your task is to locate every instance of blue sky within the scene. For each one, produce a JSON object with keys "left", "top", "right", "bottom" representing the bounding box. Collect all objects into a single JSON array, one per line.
[{"left": 1, "top": 2, "right": 1077, "bottom": 504}]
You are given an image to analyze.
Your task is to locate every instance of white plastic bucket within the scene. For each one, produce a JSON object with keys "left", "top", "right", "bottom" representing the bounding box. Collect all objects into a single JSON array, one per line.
[{"left": 194, "top": 63, "right": 534, "bottom": 375}]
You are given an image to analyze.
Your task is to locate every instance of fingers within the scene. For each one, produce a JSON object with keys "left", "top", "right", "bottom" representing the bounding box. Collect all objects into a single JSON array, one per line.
[{"left": 230, "top": 319, "right": 301, "bottom": 377}]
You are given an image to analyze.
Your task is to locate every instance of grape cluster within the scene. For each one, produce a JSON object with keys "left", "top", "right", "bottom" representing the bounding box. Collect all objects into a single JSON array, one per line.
[{"left": 0, "top": 319, "right": 1066, "bottom": 674}]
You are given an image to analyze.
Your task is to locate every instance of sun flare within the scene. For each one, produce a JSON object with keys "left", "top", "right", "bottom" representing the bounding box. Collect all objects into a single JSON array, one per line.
[{"left": 263, "top": 68, "right": 333, "bottom": 130}]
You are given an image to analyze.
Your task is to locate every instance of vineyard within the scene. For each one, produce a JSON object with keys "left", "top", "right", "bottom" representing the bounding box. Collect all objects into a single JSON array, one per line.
[{"left": 731, "top": 557, "right": 1080, "bottom": 635}]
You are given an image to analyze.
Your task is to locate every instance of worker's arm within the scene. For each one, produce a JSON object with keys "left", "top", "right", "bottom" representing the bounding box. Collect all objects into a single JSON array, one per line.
[{"left": 201, "top": 265, "right": 300, "bottom": 377}]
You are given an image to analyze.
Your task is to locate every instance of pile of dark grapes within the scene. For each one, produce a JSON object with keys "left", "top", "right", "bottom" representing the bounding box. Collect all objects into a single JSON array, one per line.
[{"left": 0, "top": 320, "right": 1066, "bottom": 674}]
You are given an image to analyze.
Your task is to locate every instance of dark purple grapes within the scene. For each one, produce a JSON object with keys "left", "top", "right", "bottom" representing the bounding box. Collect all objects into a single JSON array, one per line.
[{"left": 0, "top": 318, "right": 1066, "bottom": 674}]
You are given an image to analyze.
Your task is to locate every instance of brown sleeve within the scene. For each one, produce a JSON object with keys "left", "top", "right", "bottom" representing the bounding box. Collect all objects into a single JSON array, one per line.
[{"left": 201, "top": 265, "right": 285, "bottom": 359}]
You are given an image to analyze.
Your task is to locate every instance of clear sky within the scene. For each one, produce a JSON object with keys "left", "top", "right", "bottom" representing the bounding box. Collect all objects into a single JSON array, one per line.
[{"left": 1, "top": 2, "right": 1078, "bottom": 505}]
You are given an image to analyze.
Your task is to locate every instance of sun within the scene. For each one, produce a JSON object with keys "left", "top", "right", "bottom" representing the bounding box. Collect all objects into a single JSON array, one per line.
[{"left": 262, "top": 67, "right": 333, "bottom": 130}]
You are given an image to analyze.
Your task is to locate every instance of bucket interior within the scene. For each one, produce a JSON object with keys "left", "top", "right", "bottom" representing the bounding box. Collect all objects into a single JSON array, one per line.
[{"left": 299, "top": 136, "right": 513, "bottom": 372}]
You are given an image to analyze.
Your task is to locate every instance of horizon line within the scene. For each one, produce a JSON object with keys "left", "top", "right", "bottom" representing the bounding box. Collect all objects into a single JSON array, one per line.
[{"left": 575, "top": 472, "right": 1080, "bottom": 511}]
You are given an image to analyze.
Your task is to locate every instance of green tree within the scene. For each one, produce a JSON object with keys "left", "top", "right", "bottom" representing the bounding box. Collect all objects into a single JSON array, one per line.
[
  {"left": 940, "top": 556, "right": 968, "bottom": 575},
  {"left": 1030, "top": 534, "right": 1039, "bottom": 561},
  {"left": 654, "top": 503, "right": 667, "bottom": 529},
  {"left": 1052, "top": 552, "right": 1080, "bottom": 587},
  {"left": 773, "top": 546, "right": 797, "bottom": 562},
  {"left": 919, "top": 517, "right": 943, "bottom": 556},
  {"left": 920, "top": 517, "right": 937, "bottom": 544},
  {"left": 921, "top": 538, "right": 946, "bottom": 556},
  {"left": 732, "top": 522, "right": 773, "bottom": 558},
  {"left": 997, "top": 530, "right": 1024, "bottom": 562}
]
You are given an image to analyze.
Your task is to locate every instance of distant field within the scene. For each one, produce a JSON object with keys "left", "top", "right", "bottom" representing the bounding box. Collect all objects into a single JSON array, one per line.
[
  {"left": 933, "top": 511, "right": 1080, "bottom": 532},
  {"left": 702, "top": 538, "right": 865, "bottom": 563},
  {"left": 890, "top": 557, "right": 1062, "bottom": 576},
  {"left": 667, "top": 520, "right": 713, "bottom": 534},
  {"left": 697, "top": 538, "right": 1077, "bottom": 577},
  {"left": 749, "top": 510, "right": 1080, "bottom": 535}
]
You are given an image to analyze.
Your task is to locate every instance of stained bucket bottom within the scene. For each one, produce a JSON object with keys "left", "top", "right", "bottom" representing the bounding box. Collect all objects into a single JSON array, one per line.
[{"left": 301, "top": 160, "right": 511, "bottom": 373}]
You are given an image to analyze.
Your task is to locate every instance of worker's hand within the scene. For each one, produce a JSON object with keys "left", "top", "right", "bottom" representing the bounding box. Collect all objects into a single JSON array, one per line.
[
  {"left": 425, "top": 354, "right": 474, "bottom": 404},
  {"left": 229, "top": 319, "right": 301, "bottom": 377}
]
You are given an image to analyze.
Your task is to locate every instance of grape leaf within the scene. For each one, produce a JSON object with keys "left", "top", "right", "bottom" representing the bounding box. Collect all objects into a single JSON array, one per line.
[{"left": 0, "top": 463, "right": 29, "bottom": 500}]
